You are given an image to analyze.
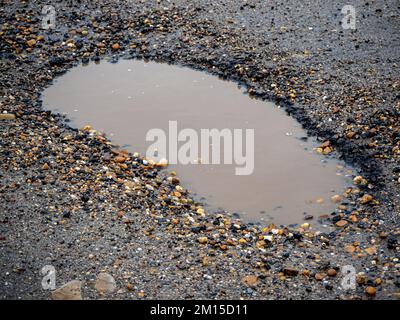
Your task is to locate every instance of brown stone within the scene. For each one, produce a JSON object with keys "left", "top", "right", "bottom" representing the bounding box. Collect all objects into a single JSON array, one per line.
[
  {"left": 357, "top": 275, "right": 366, "bottom": 285},
  {"left": 241, "top": 275, "right": 259, "bottom": 287},
  {"left": 346, "top": 131, "right": 356, "bottom": 139},
  {"left": 360, "top": 194, "right": 373, "bottom": 204},
  {"left": 315, "top": 273, "right": 325, "bottom": 281},
  {"left": 335, "top": 220, "right": 348, "bottom": 227},
  {"left": 0, "top": 113, "right": 16, "bottom": 120},
  {"left": 364, "top": 246, "right": 377, "bottom": 255},
  {"left": 112, "top": 43, "right": 120, "bottom": 50},
  {"left": 114, "top": 156, "right": 126, "bottom": 163},
  {"left": 327, "top": 268, "right": 337, "bottom": 277},
  {"left": 320, "top": 141, "right": 331, "bottom": 148},
  {"left": 365, "top": 286, "right": 376, "bottom": 296},
  {"left": 26, "top": 39, "right": 36, "bottom": 47},
  {"left": 197, "top": 237, "right": 208, "bottom": 244},
  {"left": 323, "top": 146, "right": 333, "bottom": 154},
  {"left": 302, "top": 270, "right": 310, "bottom": 276}
]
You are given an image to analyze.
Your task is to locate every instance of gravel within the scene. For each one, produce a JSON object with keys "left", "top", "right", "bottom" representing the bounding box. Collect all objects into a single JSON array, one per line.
[{"left": 0, "top": 0, "right": 399, "bottom": 300}]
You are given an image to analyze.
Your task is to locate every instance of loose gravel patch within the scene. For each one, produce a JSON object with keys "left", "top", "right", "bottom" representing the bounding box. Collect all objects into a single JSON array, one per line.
[{"left": 0, "top": 0, "right": 399, "bottom": 300}]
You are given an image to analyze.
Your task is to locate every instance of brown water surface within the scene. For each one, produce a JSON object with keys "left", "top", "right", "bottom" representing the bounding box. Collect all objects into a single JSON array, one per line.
[{"left": 42, "top": 60, "right": 352, "bottom": 225}]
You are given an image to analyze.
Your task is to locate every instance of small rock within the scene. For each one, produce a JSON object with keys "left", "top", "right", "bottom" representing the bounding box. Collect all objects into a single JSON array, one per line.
[
  {"left": 353, "top": 175, "right": 367, "bottom": 185},
  {"left": 357, "top": 275, "right": 366, "bottom": 285},
  {"left": 365, "top": 246, "right": 377, "bottom": 255},
  {"left": 379, "top": 232, "right": 387, "bottom": 239},
  {"left": 26, "top": 39, "right": 36, "bottom": 47},
  {"left": 0, "top": 113, "right": 16, "bottom": 120},
  {"left": 167, "top": 176, "right": 180, "bottom": 184},
  {"left": 241, "top": 275, "right": 259, "bottom": 287},
  {"left": 51, "top": 280, "right": 82, "bottom": 300},
  {"left": 335, "top": 220, "right": 348, "bottom": 227},
  {"left": 197, "top": 237, "right": 208, "bottom": 244},
  {"left": 320, "top": 141, "right": 331, "bottom": 148},
  {"left": 114, "top": 156, "right": 126, "bottom": 163},
  {"left": 112, "top": 43, "right": 120, "bottom": 50},
  {"left": 95, "top": 272, "right": 116, "bottom": 295},
  {"left": 302, "top": 270, "right": 310, "bottom": 276},
  {"left": 196, "top": 208, "right": 205, "bottom": 215},
  {"left": 365, "top": 286, "right": 376, "bottom": 297},
  {"left": 346, "top": 131, "right": 356, "bottom": 139},
  {"left": 315, "top": 273, "right": 325, "bottom": 281},
  {"left": 327, "top": 268, "right": 337, "bottom": 277},
  {"left": 360, "top": 194, "right": 373, "bottom": 204}
]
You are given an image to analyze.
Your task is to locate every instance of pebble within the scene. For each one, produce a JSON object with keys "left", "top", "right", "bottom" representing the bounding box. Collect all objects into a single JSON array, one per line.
[
  {"left": 360, "top": 194, "right": 373, "bottom": 204},
  {"left": 335, "top": 220, "right": 348, "bottom": 228},
  {"left": 241, "top": 275, "right": 259, "bottom": 287},
  {"left": 365, "top": 286, "right": 376, "bottom": 297},
  {"left": 114, "top": 156, "right": 126, "bottom": 163},
  {"left": 357, "top": 275, "right": 366, "bottom": 285},
  {"left": 315, "top": 273, "right": 325, "bottom": 281},
  {"left": 26, "top": 39, "right": 36, "bottom": 47},
  {"left": 198, "top": 237, "right": 208, "bottom": 244},
  {"left": 327, "top": 268, "right": 337, "bottom": 277},
  {"left": 0, "top": 113, "right": 16, "bottom": 120},
  {"left": 302, "top": 270, "right": 310, "bottom": 277},
  {"left": 353, "top": 175, "right": 367, "bottom": 185},
  {"left": 111, "top": 43, "right": 120, "bottom": 50},
  {"left": 196, "top": 208, "right": 205, "bottom": 215}
]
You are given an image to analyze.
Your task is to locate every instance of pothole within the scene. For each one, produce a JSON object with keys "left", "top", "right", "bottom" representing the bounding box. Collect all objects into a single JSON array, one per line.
[{"left": 42, "top": 59, "right": 353, "bottom": 225}]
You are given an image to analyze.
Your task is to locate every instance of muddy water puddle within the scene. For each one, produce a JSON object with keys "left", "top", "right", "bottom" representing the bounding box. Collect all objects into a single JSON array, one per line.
[{"left": 42, "top": 60, "right": 352, "bottom": 225}]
